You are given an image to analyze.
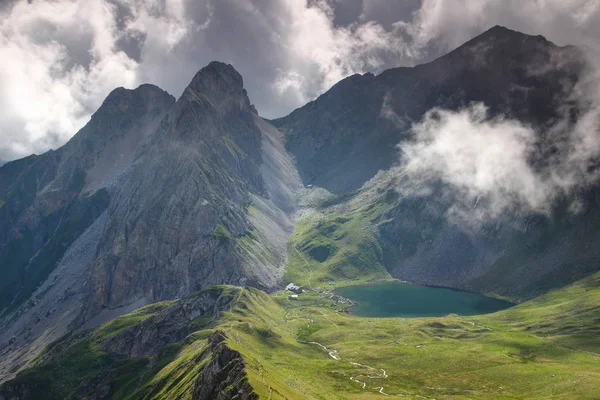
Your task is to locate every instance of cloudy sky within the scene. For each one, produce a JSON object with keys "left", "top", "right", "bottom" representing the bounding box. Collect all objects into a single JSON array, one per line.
[{"left": 1, "top": 0, "right": 599, "bottom": 163}]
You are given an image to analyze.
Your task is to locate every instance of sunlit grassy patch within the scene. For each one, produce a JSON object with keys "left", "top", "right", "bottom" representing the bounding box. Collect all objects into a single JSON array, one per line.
[
  {"left": 5, "top": 274, "right": 600, "bottom": 399},
  {"left": 285, "top": 211, "right": 391, "bottom": 289}
]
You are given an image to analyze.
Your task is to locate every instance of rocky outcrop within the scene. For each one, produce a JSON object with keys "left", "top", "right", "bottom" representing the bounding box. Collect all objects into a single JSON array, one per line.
[
  {"left": 0, "top": 288, "right": 256, "bottom": 400},
  {"left": 0, "top": 83, "right": 175, "bottom": 316},
  {"left": 81, "top": 62, "right": 291, "bottom": 322},
  {"left": 192, "top": 331, "right": 257, "bottom": 400},
  {"left": 0, "top": 84, "right": 175, "bottom": 382},
  {"left": 98, "top": 289, "right": 232, "bottom": 358}
]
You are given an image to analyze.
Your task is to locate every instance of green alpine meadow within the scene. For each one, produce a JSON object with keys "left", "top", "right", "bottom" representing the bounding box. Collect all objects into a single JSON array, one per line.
[
  {"left": 3, "top": 274, "right": 600, "bottom": 399},
  {"left": 1, "top": 5, "right": 600, "bottom": 399}
]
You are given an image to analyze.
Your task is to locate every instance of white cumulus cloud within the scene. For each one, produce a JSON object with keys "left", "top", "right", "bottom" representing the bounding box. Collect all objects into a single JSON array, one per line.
[{"left": 2, "top": 0, "right": 600, "bottom": 165}]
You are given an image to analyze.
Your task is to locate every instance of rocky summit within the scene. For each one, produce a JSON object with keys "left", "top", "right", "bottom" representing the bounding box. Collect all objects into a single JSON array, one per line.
[
  {"left": 0, "top": 61, "right": 301, "bottom": 382},
  {"left": 1, "top": 26, "right": 600, "bottom": 399}
]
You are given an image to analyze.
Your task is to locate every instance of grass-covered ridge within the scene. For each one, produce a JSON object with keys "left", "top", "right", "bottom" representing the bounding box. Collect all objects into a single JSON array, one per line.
[
  {"left": 0, "top": 287, "right": 241, "bottom": 399},
  {"left": 3, "top": 272, "right": 600, "bottom": 399}
]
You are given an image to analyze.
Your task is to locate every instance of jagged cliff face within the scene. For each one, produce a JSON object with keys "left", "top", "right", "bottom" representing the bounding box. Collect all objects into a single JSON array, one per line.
[
  {"left": 85, "top": 63, "right": 269, "bottom": 320},
  {"left": 82, "top": 63, "right": 300, "bottom": 324},
  {"left": 0, "top": 84, "right": 176, "bottom": 381},
  {"left": 192, "top": 331, "right": 257, "bottom": 400},
  {"left": 0, "top": 84, "right": 175, "bottom": 316},
  {"left": 0, "top": 62, "right": 300, "bottom": 381}
]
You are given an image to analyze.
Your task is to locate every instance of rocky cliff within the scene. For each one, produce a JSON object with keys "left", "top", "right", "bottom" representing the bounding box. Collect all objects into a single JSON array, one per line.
[
  {"left": 0, "top": 84, "right": 175, "bottom": 316},
  {"left": 0, "top": 62, "right": 300, "bottom": 382},
  {"left": 274, "top": 26, "right": 584, "bottom": 194},
  {"left": 0, "top": 287, "right": 258, "bottom": 400},
  {"left": 0, "top": 83, "right": 176, "bottom": 381},
  {"left": 192, "top": 331, "right": 257, "bottom": 400}
]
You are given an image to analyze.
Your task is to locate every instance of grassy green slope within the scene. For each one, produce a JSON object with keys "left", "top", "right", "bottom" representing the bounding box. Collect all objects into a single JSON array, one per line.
[
  {"left": 4, "top": 300, "right": 175, "bottom": 399},
  {"left": 4, "top": 274, "right": 600, "bottom": 399},
  {"left": 232, "top": 274, "right": 600, "bottom": 400},
  {"left": 285, "top": 213, "right": 389, "bottom": 289},
  {"left": 284, "top": 183, "right": 399, "bottom": 290},
  {"left": 485, "top": 271, "right": 600, "bottom": 353}
]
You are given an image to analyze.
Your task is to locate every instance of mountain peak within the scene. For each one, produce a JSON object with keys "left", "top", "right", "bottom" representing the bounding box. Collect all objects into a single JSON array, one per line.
[
  {"left": 412, "top": 24, "right": 572, "bottom": 78},
  {"left": 486, "top": 25, "right": 513, "bottom": 34},
  {"left": 104, "top": 83, "right": 173, "bottom": 103},
  {"left": 95, "top": 84, "right": 175, "bottom": 122},
  {"left": 183, "top": 61, "right": 256, "bottom": 114},
  {"left": 188, "top": 61, "right": 244, "bottom": 94},
  {"left": 466, "top": 24, "right": 554, "bottom": 49}
]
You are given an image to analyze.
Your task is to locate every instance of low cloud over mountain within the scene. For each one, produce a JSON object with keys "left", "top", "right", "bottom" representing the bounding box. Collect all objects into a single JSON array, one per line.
[
  {"left": 1, "top": 0, "right": 600, "bottom": 162},
  {"left": 399, "top": 45, "right": 600, "bottom": 224}
]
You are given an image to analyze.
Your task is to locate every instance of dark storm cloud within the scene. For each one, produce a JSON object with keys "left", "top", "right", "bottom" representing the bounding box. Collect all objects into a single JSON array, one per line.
[
  {"left": 1, "top": 0, "right": 600, "bottom": 163},
  {"left": 359, "top": 0, "right": 421, "bottom": 27},
  {"left": 329, "top": 0, "right": 363, "bottom": 27},
  {"left": 115, "top": 30, "right": 145, "bottom": 63},
  {"left": 140, "top": 0, "right": 299, "bottom": 117},
  {"left": 135, "top": 0, "right": 418, "bottom": 118}
]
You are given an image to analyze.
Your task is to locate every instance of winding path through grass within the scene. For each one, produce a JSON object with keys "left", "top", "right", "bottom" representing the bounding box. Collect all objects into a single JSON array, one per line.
[
  {"left": 283, "top": 297, "right": 424, "bottom": 397},
  {"left": 300, "top": 338, "right": 434, "bottom": 399}
]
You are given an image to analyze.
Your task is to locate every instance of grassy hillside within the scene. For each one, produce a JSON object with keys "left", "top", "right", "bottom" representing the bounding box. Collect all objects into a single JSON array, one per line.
[
  {"left": 4, "top": 272, "right": 600, "bottom": 399},
  {"left": 229, "top": 274, "right": 600, "bottom": 399},
  {"left": 283, "top": 180, "right": 399, "bottom": 290},
  {"left": 284, "top": 212, "right": 390, "bottom": 289}
]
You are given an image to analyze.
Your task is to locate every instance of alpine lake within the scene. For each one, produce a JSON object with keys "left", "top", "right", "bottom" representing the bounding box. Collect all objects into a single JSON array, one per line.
[{"left": 334, "top": 281, "right": 514, "bottom": 318}]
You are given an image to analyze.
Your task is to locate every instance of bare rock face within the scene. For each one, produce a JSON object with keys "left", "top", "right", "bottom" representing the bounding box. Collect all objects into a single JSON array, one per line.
[
  {"left": 275, "top": 25, "right": 584, "bottom": 194},
  {"left": 82, "top": 62, "right": 284, "bottom": 321},
  {"left": 192, "top": 331, "right": 258, "bottom": 400},
  {"left": 0, "top": 83, "right": 175, "bottom": 316},
  {"left": 0, "top": 62, "right": 299, "bottom": 381},
  {"left": 98, "top": 290, "right": 233, "bottom": 358},
  {"left": 0, "top": 84, "right": 176, "bottom": 381}
]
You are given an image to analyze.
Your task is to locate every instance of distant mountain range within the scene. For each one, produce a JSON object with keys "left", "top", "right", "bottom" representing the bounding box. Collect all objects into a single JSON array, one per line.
[{"left": 1, "top": 26, "right": 600, "bottom": 398}]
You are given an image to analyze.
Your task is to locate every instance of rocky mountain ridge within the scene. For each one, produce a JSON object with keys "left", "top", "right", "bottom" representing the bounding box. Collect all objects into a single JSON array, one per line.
[
  {"left": 276, "top": 25, "right": 599, "bottom": 300},
  {"left": 0, "top": 62, "right": 300, "bottom": 382},
  {"left": 1, "top": 26, "right": 600, "bottom": 391},
  {"left": 0, "top": 287, "right": 258, "bottom": 399},
  {"left": 274, "top": 25, "right": 585, "bottom": 193}
]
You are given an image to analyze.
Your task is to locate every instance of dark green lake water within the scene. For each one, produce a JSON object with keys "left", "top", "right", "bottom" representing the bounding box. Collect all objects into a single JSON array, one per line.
[{"left": 334, "top": 281, "right": 514, "bottom": 318}]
